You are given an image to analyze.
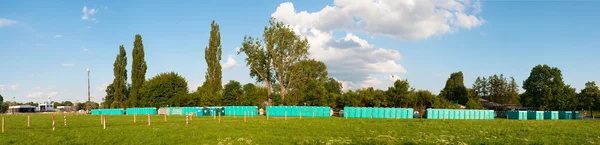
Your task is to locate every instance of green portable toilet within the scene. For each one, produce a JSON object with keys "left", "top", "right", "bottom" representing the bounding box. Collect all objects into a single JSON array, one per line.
[{"left": 572, "top": 111, "right": 579, "bottom": 119}]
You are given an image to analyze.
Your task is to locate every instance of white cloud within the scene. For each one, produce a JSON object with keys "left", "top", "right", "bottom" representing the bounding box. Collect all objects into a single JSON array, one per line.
[
  {"left": 87, "top": 26, "right": 92, "bottom": 29},
  {"left": 0, "top": 84, "right": 20, "bottom": 91},
  {"left": 271, "top": 0, "right": 485, "bottom": 89},
  {"left": 10, "top": 84, "right": 19, "bottom": 90},
  {"left": 96, "top": 84, "right": 109, "bottom": 91},
  {"left": 361, "top": 76, "right": 382, "bottom": 88},
  {"left": 389, "top": 74, "right": 402, "bottom": 82},
  {"left": 0, "top": 18, "right": 17, "bottom": 27},
  {"left": 62, "top": 63, "right": 74, "bottom": 67},
  {"left": 81, "top": 47, "right": 90, "bottom": 52},
  {"left": 81, "top": 5, "right": 98, "bottom": 21},
  {"left": 272, "top": 0, "right": 484, "bottom": 40},
  {"left": 222, "top": 55, "right": 240, "bottom": 69},
  {"left": 54, "top": 34, "right": 62, "bottom": 38},
  {"left": 28, "top": 91, "right": 44, "bottom": 98}
]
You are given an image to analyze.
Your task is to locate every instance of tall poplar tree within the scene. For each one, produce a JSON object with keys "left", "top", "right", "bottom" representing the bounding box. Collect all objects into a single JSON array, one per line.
[
  {"left": 202, "top": 20, "right": 223, "bottom": 105},
  {"left": 111, "top": 45, "right": 127, "bottom": 108},
  {"left": 130, "top": 34, "right": 147, "bottom": 107}
]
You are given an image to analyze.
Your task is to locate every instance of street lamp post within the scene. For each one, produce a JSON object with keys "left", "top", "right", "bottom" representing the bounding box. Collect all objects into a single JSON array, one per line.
[{"left": 87, "top": 68, "right": 91, "bottom": 112}]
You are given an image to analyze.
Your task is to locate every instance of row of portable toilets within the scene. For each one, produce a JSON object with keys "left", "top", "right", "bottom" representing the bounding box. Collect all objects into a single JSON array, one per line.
[
  {"left": 91, "top": 106, "right": 260, "bottom": 116},
  {"left": 427, "top": 109, "right": 495, "bottom": 120},
  {"left": 507, "top": 111, "right": 579, "bottom": 120},
  {"left": 343, "top": 107, "right": 414, "bottom": 119},
  {"left": 266, "top": 106, "right": 331, "bottom": 117}
]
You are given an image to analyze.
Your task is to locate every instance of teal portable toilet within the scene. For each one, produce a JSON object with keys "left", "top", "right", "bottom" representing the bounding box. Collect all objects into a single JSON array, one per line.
[
  {"left": 389, "top": 108, "right": 395, "bottom": 119},
  {"left": 373, "top": 108, "right": 380, "bottom": 118},
  {"left": 356, "top": 107, "right": 362, "bottom": 118},
  {"left": 430, "top": 109, "right": 437, "bottom": 119},
  {"left": 572, "top": 111, "right": 579, "bottom": 119}
]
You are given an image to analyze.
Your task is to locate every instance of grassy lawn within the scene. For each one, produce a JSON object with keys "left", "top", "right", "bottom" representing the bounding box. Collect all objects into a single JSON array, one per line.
[{"left": 0, "top": 114, "right": 599, "bottom": 144}]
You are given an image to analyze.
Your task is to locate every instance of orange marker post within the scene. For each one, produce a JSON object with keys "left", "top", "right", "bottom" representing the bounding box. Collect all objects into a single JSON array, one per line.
[{"left": 52, "top": 116, "right": 55, "bottom": 131}]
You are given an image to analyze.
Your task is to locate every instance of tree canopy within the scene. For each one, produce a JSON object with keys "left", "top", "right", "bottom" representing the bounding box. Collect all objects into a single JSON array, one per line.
[
  {"left": 202, "top": 20, "right": 223, "bottom": 105},
  {"left": 140, "top": 72, "right": 188, "bottom": 107}
]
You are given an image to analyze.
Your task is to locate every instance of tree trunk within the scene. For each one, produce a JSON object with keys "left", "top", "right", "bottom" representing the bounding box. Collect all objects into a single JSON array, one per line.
[
  {"left": 280, "top": 86, "right": 286, "bottom": 106},
  {"left": 591, "top": 107, "right": 594, "bottom": 120},
  {"left": 265, "top": 80, "right": 272, "bottom": 106}
]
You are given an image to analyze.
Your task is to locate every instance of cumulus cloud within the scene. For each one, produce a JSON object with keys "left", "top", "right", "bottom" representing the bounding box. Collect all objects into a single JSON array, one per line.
[
  {"left": 272, "top": 0, "right": 484, "bottom": 40},
  {"left": 271, "top": 0, "right": 484, "bottom": 89},
  {"left": 0, "top": 18, "right": 17, "bottom": 27},
  {"left": 0, "top": 84, "right": 19, "bottom": 91},
  {"left": 222, "top": 55, "right": 240, "bottom": 69},
  {"left": 62, "top": 63, "right": 74, "bottom": 67},
  {"left": 81, "top": 5, "right": 98, "bottom": 21},
  {"left": 54, "top": 34, "right": 62, "bottom": 38},
  {"left": 27, "top": 92, "right": 44, "bottom": 98}
]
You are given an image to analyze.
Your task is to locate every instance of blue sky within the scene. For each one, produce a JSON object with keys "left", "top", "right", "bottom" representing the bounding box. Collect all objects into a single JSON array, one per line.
[{"left": 0, "top": 0, "right": 599, "bottom": 103}]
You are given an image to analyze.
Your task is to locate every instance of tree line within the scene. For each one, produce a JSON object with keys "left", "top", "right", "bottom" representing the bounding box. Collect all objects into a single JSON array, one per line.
[{"left": 97, "top": 18, "right": 599, "bottom": 116}]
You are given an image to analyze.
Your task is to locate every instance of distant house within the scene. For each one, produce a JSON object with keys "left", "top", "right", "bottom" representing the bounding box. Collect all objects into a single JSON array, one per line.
[
  {"left": 36, "top": 103, "right": 55, "bottom": 112},
  {"left": 8, "top": 105, "right": 36, "bottom": 113}
]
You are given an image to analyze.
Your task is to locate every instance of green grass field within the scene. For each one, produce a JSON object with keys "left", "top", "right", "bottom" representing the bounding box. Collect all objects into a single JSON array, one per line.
[{"left": 0, "top": 114, "right": 599, "bottom": 144}]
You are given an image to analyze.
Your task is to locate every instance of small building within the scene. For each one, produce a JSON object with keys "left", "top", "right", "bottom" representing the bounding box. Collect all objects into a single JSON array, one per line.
[
  {"left": 37, "top": 103, "right": 55, "bottom": 112},
  {"left": 8, "top": 105, "right": 36, "bottom": 113}
]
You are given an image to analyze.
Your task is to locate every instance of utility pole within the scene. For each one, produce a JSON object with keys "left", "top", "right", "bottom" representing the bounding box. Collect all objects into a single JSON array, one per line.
[{"left": 87, "top": 68, "right": 91, "bottom": 112}]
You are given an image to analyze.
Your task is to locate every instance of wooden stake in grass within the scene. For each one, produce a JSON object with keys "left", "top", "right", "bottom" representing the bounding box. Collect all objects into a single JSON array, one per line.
[
  {"left": 134, "top": 114, "right": 136, "bottom": 124},
  {"left": 396, "top": 112, "right": 398, "bottom": 120},
  {"left": 103, "top": 115, "right": 106, "bottom": 129},
  {"left": 52, "top": 116, "right": 55, "bottom": 131},
  {"left": 244, "top": 112, "right": 247, "bottom": 122},
  {"left": 285, "top": 111, "right": 287, "bottom": 120},
  {"left": 2, "top": 117, "right": 4, "bottom": 133},
  {"left": 147, "top": 114, "right": 151, "bottom": 126},
  {"left": 164, "top": 114, "right": 167, "bottom": 122},
  {"left": 64, "top": 115, "right": 67, "bottom": 127},
  {"left": 300, "top": 111, "right": 302, "bottom": 120},
  {"left": 234, "top": 111, "right": 236, "bottom": 119},
  {"left": 28, "top": 115, "right": 30, "bottom": 128},
  {"left": 218, "top": 112, "right": 221, "bottom": 124},
  {"left": 190, "top": 113, "right": 193, "bottom": 121}
]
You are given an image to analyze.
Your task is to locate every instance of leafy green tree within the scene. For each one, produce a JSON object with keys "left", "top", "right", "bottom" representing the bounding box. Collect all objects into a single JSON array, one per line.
[
  {"left": 0, "top": 102, "right": 7, "bottom": 113},
  {"left": 414, "top": 90, "right": 436, "bottom": 118},
  {"left": 339, "top": 90, "right": 360, "bottom": 107},
  {"left": 439, "top": 72, "right": 468, "bottom": 105},
  {"left": 254, "top": 85, "right": 269, "bottom": 108},
  {"left": 386, "top": 80, "right": 411, "bottom": 107},
  {"left": 110, "top": 45, "right": 128, "bottom": 108},
  {"left": 242, "top": 83, "right": 257, "bottom": 106},
  {"left": 324, "top": 78, "right": 342, "bottom": 108},
  {"left": 241, "top": 18, "right": 309, "bottom": 105},
  {"left": 0, "top": 94, "right": 3, "bottom": 111},
  {"left": 222, "top": 80, "right": 243, "bottom": 106},
  {"left": 466, "top": 98, "right": 483, "bottom": 109},
  {"left": 130, "top": 34, "right": 147, "bottom": 107},
  {"left": 103, "top": 84, "right": 114, "bottom": 108},
  {"left": 578, "top": 81, "right": 600, "bottom": 118},
  {"left": 302, "top": 79, "right": 328, "bottom": 106},
  {"left": 521, "top": 64, "right": 574, "bottom": 110},
  {"left": 140, "top": 72, "right": 188, "bottom": 107},
  {"left": 287, "top": 59, "right": 329, "bottom": 105},
  {"left": 202, "top": 20, "right": 223, "bottom": 105},
  {"left": 239, "top": 36, "right": 275, "bottom": 105}
]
